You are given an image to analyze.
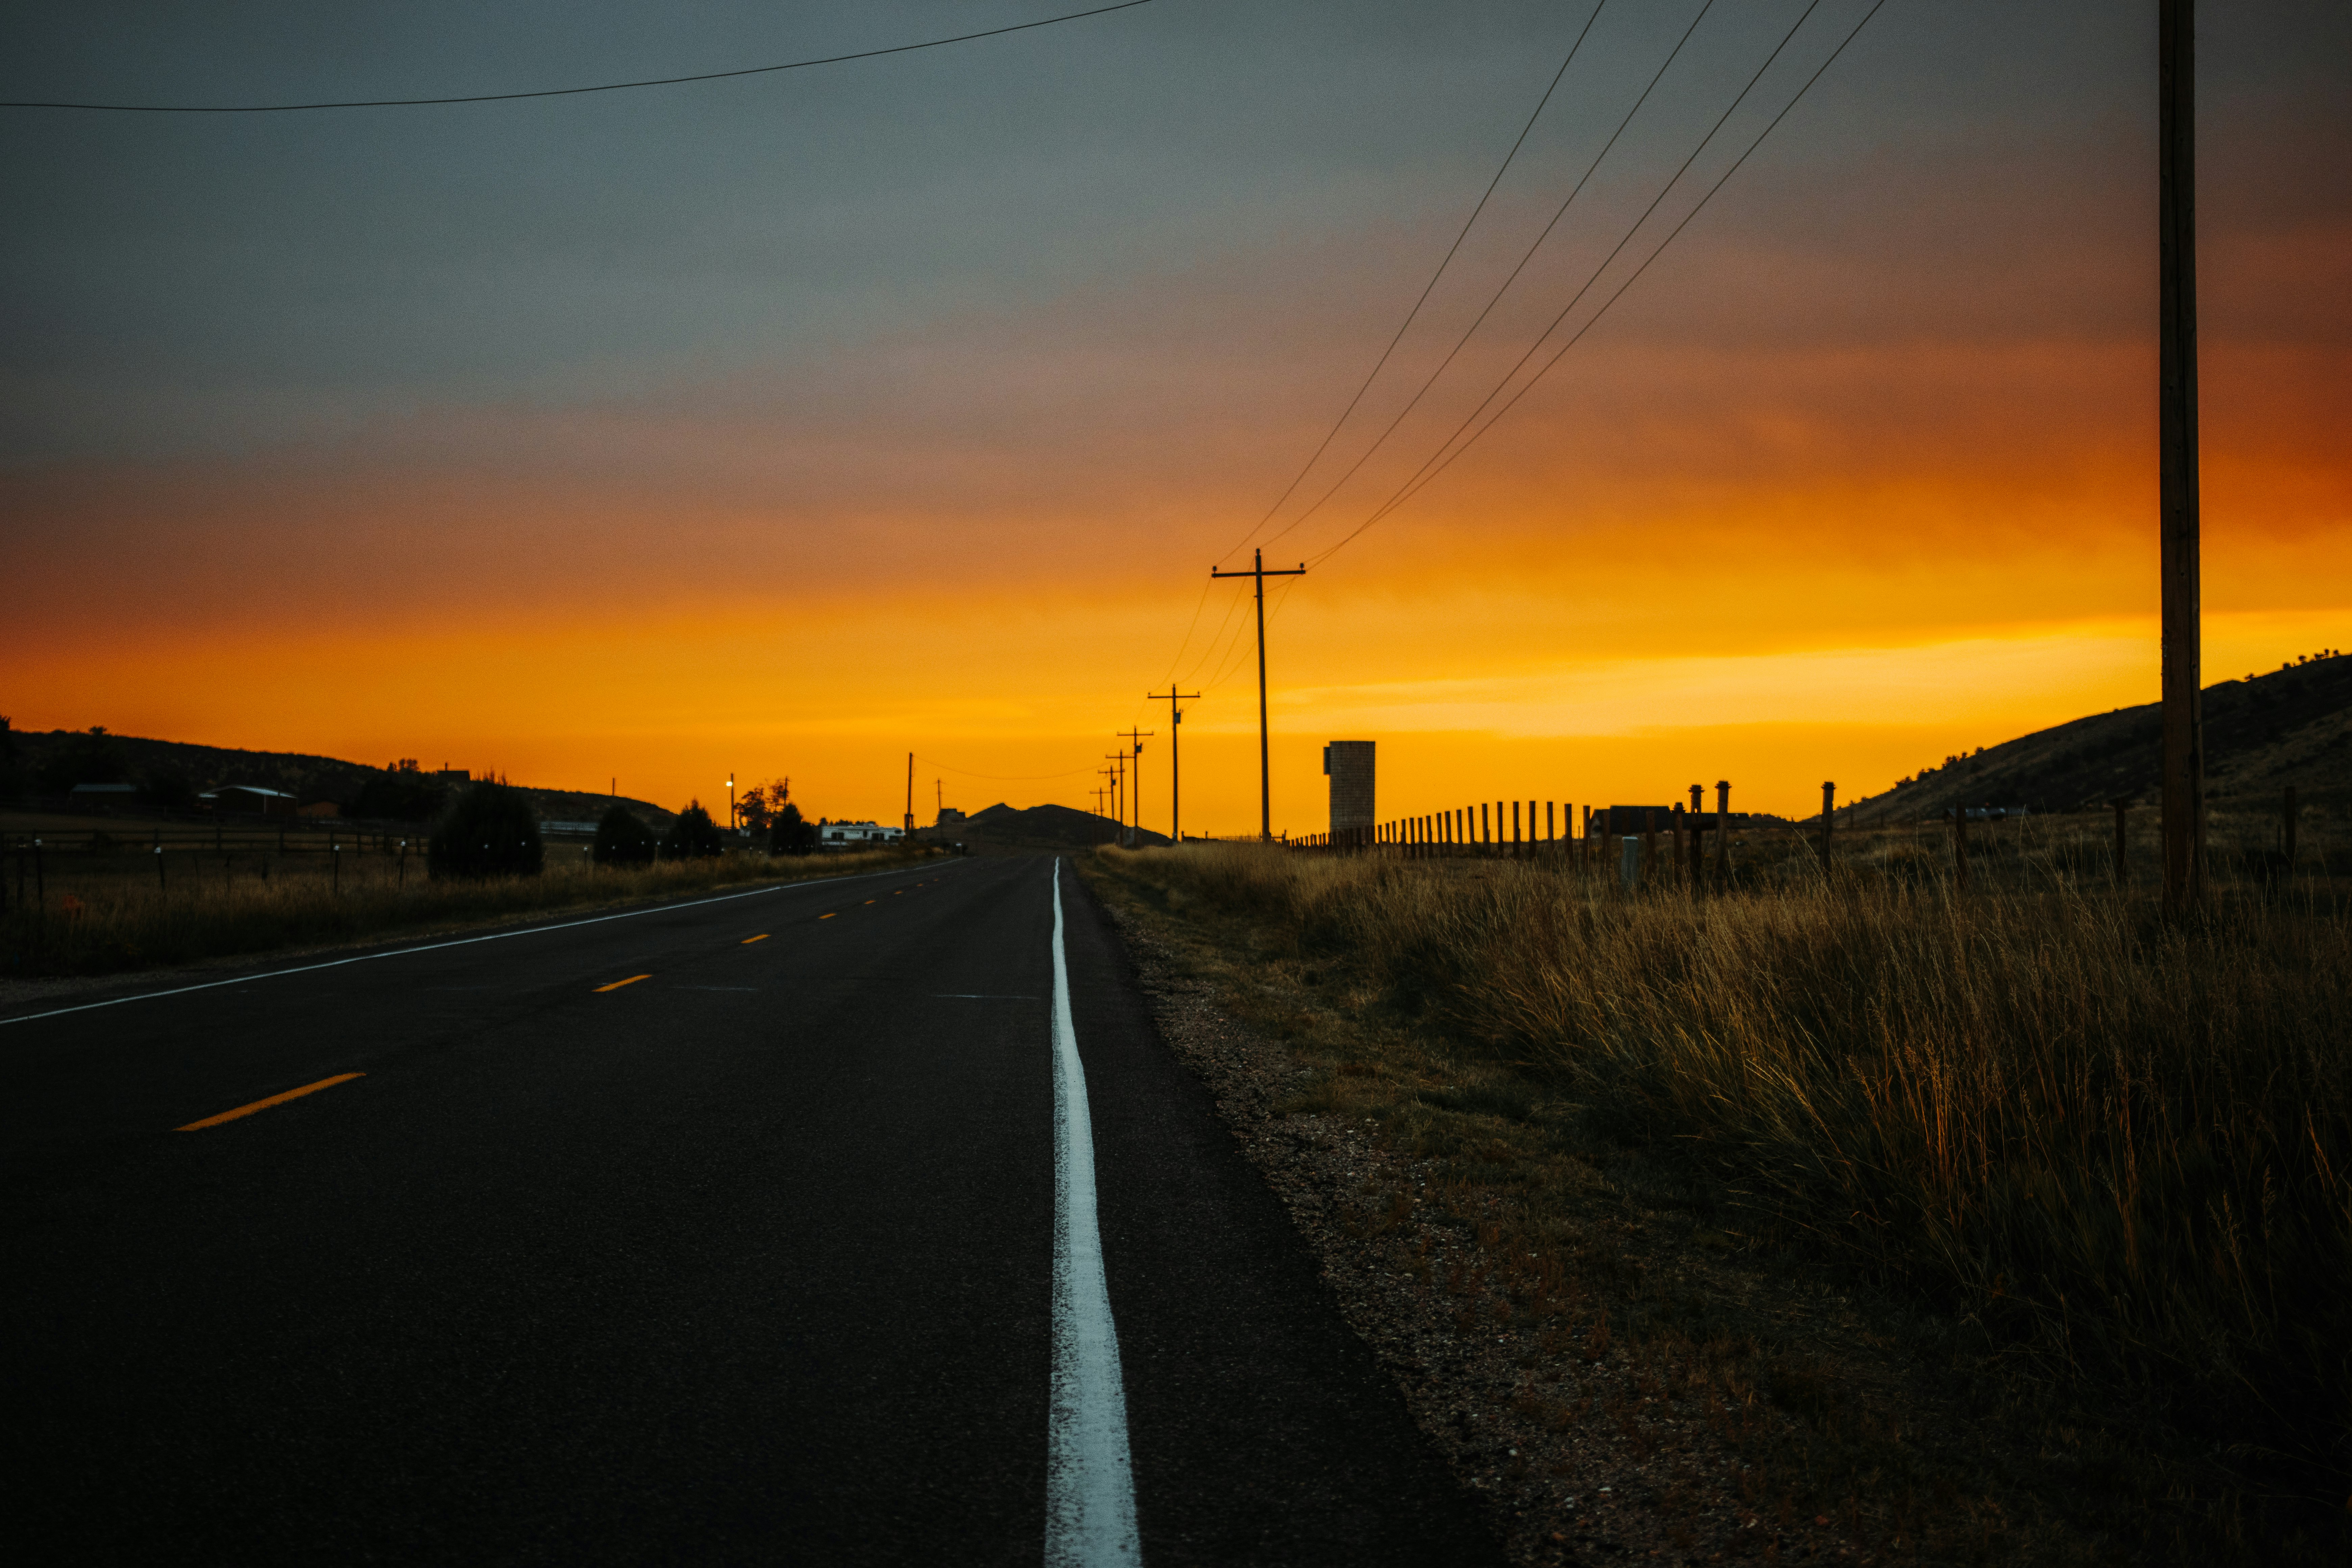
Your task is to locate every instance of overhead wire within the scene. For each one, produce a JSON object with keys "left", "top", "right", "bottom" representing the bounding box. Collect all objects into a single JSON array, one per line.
[
  {"left": 917, "top": 756, "right": 1107, "bottom": 783},
  {"left": 1209, "top": 0, "right": 1608, "bottom": 572},
  {"left": 1307, "top": 0, "right": 1885, "bottom": 570},
  {"left": 1254, "top": 0, "right": 1717, "bottom": 557},
  {"left": 1, "top": 1, "right": 1156, "bottom": 112}
]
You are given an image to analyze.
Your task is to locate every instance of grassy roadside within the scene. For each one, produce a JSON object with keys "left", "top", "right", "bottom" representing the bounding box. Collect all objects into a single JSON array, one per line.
[
  {"left": 1083, "top": 843, "right": 2351, "bottom": 1566},
  {"left": 0, "top": 847, "right": 940, "bottom": 979}
]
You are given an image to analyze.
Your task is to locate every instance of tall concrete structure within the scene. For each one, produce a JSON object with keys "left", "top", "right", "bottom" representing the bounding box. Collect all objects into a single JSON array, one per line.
[{"left": 1324, "top": 741, "right": 1375, "bottom": 849}]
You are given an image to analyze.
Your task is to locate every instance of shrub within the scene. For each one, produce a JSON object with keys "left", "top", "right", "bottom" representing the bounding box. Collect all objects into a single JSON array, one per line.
[
  {"left": 664, "top": 800, "right": 725, "bottom": 859},
  {"left": 427, "top": 781, "right": 544, "bottom": 879},
  {"left": 593, "top": 803, "right": 656, "bottom": 866},
  {"left": 138, "top": 766, "right": 198, "bottom": 813}
]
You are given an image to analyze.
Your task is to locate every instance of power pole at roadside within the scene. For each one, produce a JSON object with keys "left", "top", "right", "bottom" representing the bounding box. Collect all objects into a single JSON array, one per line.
[
  {"left": 1118, "top": 728, "right": 1153, "bottom": 848},
  {"left": 1104, "top": 753, "right": 1127, "bottom": 845},
  {"left": 904, "top": 753, "right": 916, "bottom": 839},
  {"left": 2159, "top": 0, "right": 2205, "bottom": 909},
  {"left": 1210, "top": 548, "right": 1307, "bottom": 840},
  {"left": 1145, "top": 687, "right": 1200, "bottom": 844}
]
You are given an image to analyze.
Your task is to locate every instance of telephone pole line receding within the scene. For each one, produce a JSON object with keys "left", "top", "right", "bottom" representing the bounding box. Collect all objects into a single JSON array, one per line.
[
  {"left": 2159, "top": 0, "right": 2204, "bottom": 910},
  {"left": 905, "top": 753, "right": 916, "bottom": 840},
  {"left": 1146, "top": 687, "right": 1200, "bottom": 844},
  {"left": 1210, "top": 548, "right": 1306, "bottom": 841},
  {"left": 1118, "top": 728, "right": 1153, "bottom": 849}
]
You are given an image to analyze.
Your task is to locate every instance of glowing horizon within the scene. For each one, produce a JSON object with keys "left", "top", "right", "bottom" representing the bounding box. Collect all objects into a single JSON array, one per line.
[{"left": 4, "top": 2, "right": 2345, "bottom": 832}]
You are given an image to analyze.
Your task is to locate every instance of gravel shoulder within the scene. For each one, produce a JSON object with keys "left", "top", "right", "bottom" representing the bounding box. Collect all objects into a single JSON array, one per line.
[{"left": 1084, "top": 860, "right": 2155, "bottom": 1567}]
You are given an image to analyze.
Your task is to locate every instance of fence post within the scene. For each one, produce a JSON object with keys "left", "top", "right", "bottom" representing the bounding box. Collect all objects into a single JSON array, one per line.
[
  {"left": 2112, "top": 799, "right": 2129, "bottom": 883},
  {"left": 156, "top": 844, "right": 166, "bottom": 892},
  {"left": 1714, "top": 782, "right": 1731, "bottom": 891},
  {"left": 1819, "top": 782, "right": 1836, "bottom": 873},
  {"left": 333, "top": 844, "right": 341, "bottom": 894}
]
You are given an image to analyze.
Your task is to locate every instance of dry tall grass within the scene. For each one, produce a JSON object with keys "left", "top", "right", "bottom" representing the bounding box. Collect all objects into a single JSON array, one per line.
[
  {"left": 1, "top": 847, "right": 920, "bottom": 976},
  {"left": 1116, "top": 842, "right": 2352, "bottom": 1508}
]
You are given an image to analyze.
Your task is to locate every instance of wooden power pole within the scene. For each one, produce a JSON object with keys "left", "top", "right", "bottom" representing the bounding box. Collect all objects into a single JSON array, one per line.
[
  {"left": 1146, "top": 686, "right": 1200, "bottom": 844},
  {"left": 1210, "top": 548, "right": 1307, "bottom": 840},
  {"left": 904, "top": 752, "right": 915, "bottom": 839},
  {"left": 1118, "top": 727, "right": 1153, "bottom": 848},
  {"left": 2159, "top": 0, "right": 2205, "bottom": 909}
]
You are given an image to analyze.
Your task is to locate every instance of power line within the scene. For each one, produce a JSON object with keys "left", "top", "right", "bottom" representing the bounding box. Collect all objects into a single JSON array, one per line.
[
  {"left": 1209, "top": 0, "right": 1609, "bottom": 573},
  {"left": 1254, "top": 0, "right": 1718, "bottom": 556},
  {"left": 916, "top": 755, "right": 1104, "bottom": 782},
  {"left": 2, "top": 1, "right": 1157, "bottom": 112},
  {"left": 1310, "top": 0, "right": 1884, "bottom": 569}
]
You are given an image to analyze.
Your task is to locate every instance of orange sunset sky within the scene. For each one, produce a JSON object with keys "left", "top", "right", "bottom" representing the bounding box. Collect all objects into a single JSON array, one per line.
[{"left": 5, "top": 1, "right": 2346, "bottom": 833}]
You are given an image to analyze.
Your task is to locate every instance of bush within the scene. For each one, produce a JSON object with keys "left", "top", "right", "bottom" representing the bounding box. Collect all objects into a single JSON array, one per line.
[
  {"left": 428, "top": 782, "right": 544, "bottom": 879},
  {"left": 769, "top": 801, "right": 817, "bottom": 855},
  {"left": 138, "top": 766, "right": 198, "bottom": 813},
  {"left": 593, "top": 803, "right": 656, "bottom": 866},
  {"left": 664, "top": 800, "right": 725, "bottom": 859}
]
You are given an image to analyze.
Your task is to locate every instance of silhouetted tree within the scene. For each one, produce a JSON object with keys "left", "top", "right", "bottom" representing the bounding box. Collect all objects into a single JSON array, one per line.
[
  {"left": 428, "top": 781, "right": 544, "bottom": 879},
  {"left": 769, "top": 801, "right": 817, "bottom": 855},
  {"left": 664, "top": 800, "right": 725, "bottom": 859},
  {"left": 355, "top": 761, "right": 448, "bottom": 822},
  {"left": 0, "top": 716, "right": 22, "bottom": 805},
  {"left": 593, "top": 803, "right": 656, "bottom": 866}
]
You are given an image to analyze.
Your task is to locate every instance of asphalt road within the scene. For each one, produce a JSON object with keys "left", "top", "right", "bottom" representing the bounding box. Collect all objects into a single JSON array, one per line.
[{"left": 4, "top": 855, "right": 1502, "bottom": 1566}]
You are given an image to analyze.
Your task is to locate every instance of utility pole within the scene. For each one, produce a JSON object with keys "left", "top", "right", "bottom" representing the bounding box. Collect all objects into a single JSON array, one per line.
[
  {"left": 2159, "top": 0, "right": 2205, "bottom": 909},
  {"left": 727, "top": 772, "right": 736, "bottom": 835},
  {"left": 1104, "top": 754, "right": 1127, "bottom": 845},
  {"left": 1118, "top": 728, "right": 1153, "bottom": 848},
  {"left": 1145, "top": 687, "right": 1199, "bottom": 843},
  {"left": 1209, "top": 548, "right": 1306, "bottom": 840},
  {"left": 905, "top": 752, "right": 915, "bottom": 839}
]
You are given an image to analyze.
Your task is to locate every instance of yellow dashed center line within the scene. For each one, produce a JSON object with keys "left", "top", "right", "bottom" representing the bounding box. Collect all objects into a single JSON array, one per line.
[
  {"left": 178, "top": 1073, "right": 364, "bottom": 1131},
  {"left": 742, "top": 934, "right": 769, "bottom": 944},
  {"left": 595, "top": 974, "right": 653, "bottom": 992},
  {"left": 819, "top": 913, "right": 836, "bottom": 920}
]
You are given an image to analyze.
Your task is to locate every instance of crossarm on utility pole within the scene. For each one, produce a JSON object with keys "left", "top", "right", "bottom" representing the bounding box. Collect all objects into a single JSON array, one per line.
[
  {"left": 1145, "top": 688, "right": 1200, "bottom": 844},
  {"left": 1209, "top": 548, "right": 1307, "bottom": 841}
]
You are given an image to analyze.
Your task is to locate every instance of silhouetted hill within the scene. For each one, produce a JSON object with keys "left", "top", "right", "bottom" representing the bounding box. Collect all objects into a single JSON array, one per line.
[
  {"left": 950, "top": 802, "right": 1169, "bottom": 852},
  {"left": 5, "top": 728, "right": 675, "bottom": 827},
  {"left": 1850, "top": 650, "right": 2350, "bottom": 823}
]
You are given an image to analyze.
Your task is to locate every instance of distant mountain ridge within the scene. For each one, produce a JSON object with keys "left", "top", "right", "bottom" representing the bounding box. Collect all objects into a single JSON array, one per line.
[
  {"left": 951, "top": 801, "right": 1168, "bottom": 850},
  {"left": 1851, "top": 651, "right": 2349, "bottom": 824}
]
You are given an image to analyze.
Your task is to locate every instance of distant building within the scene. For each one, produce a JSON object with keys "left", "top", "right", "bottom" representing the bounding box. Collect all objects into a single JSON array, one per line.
[
  {"left": 538, "top": 820, "right": 603, "bottom": 835},
  {"left": 934, "top": 807, "right": 967, "bottom": 832},
  {"left": 201, "top": 785, "right": 297, "bottom": 818},
  {"left": 1324, "top": 741, "right": 1375, "bottom": 848},
  {"left": 819, "top": 820, "right": 903, "bottom": 850}
]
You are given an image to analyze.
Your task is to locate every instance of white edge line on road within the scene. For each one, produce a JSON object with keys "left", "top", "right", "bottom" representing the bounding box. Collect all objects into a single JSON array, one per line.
[
  {"left": 1044, "top": 857, "right": 1142, "bottom": 1568},
  {"left": 0, "top": 861, "right": 961, "bottom": 1028}
]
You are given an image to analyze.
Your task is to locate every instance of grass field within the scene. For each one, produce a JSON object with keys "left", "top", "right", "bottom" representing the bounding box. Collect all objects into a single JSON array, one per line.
[
  {"left": 0, "top": 839, "right": 930, "bottom": 978},
  {"left": 1096, "top": 829, "right": 2351, "bottom": 1562}
]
